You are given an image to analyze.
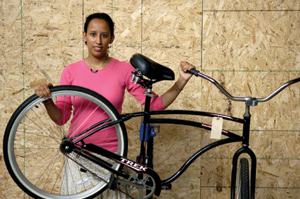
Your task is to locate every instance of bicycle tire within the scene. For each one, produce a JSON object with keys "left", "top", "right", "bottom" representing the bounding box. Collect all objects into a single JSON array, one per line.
[
  {"left": 3, "top": 85, "right": 128, "bottom": 199},
  {"left": 237, "top": 158, "right": 250, "bottom": 199}
]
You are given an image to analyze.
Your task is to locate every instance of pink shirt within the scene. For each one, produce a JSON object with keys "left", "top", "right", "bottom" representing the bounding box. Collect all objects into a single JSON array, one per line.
[{"left": 55, "top": 58, "right": 165, "bottom": 151}]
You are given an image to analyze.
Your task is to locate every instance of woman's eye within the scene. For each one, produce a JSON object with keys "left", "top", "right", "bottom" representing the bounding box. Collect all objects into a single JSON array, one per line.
[
  {"left": 101, "top": 34, "right": 108, "bottom": 38},
  {"left": 90, "top": 33, "right": 96, "bottom": 36}
]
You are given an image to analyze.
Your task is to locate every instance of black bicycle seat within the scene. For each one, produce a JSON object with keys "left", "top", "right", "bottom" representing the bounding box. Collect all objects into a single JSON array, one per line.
[{"left": 130, "top": 54, "right": 175, "bottom": 81}]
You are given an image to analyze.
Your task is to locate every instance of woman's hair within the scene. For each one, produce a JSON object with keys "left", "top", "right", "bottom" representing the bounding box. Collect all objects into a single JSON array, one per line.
[{"left": 84, "top": 13, "right": 115, "bottom": 36}]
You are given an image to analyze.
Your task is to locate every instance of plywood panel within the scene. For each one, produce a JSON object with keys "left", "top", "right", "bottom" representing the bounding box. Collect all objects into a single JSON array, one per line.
[
  {"left": 204, "top": 0, "right": 300, "bottom": 10},
  {"left": 1, "top": 0, "right": 300, "bottom": 199},
  {"left": 203, "top": 11, "right": 300, "bottom": 71}
]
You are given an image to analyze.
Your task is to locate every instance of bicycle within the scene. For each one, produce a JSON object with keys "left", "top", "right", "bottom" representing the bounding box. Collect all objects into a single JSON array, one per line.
[{"left": 3, "top": 53, "right": 300, "bottom": 199}]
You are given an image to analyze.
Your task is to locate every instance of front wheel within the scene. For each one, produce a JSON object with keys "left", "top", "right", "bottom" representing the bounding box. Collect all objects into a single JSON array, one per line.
[
  {"left": 237, "top": 158, "right": 250, "bottom": 199},
  {"left": 3, "top": 86, "right": 128, "bottom": 199}
]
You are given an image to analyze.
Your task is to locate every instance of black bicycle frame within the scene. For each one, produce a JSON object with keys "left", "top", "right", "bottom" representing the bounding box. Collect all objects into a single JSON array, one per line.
[
  {"left": 133, "top": 108, "right": 256, "bottom": 199},
  {"left": 75, "top": 65, "right": 300, "bottom": 198},
  {"left": 70, "top": 105, "right": 254, "bottom": 198}
]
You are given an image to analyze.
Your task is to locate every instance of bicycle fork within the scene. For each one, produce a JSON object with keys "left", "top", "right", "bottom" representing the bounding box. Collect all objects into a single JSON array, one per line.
[
  {"left": 231, "top": 147, "right": 257, "bottom": 199},
  {"left": 231, "top": 104, "right": 257, "bottom": 199}
]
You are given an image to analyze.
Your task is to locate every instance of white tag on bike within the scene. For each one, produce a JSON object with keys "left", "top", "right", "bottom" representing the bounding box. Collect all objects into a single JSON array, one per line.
[{"left": 211, "top": 117, "right": 223, "bottom": 139}]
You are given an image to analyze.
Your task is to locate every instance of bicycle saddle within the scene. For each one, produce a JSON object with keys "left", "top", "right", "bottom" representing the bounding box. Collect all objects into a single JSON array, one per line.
[{"left": 130, "top": 53, "right": 175, "bottom": 81}]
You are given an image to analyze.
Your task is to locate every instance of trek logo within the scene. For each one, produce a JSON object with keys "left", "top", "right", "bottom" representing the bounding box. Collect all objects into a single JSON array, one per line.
[{"left": 120, "top": 158, "right": 147, "bottom": 172}]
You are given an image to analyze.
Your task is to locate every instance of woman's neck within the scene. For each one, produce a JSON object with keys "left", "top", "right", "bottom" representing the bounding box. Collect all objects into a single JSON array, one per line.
[
  {"left": 86, "top": 54, "right": 110, "bottom": 70},
  {"left": 84, "top": 54, "right": 111, "bottom": 71}
]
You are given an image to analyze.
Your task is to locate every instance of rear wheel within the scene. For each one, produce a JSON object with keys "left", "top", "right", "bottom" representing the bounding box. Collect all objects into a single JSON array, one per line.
[
  {"left": 237, "top": 158, "right": 249, "bottom": 199},
  {"left": 3, "top": 86, "right": 128, "bottom": 199}
]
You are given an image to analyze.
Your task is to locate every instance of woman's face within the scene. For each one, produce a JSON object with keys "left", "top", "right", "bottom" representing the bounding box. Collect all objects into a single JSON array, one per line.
[{"left": 83, "top": 18, "right": 114, "bottom": 59}]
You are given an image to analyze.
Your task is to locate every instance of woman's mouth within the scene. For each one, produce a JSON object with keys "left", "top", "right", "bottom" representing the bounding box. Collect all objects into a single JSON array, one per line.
[{"left": 94, "top": 47, "right": 102, "bottom": 52}]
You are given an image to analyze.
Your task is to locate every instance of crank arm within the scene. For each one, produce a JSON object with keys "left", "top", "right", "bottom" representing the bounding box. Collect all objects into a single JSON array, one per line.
[{"left": 118, "top": 177, "right": 144, "bottom": 189}]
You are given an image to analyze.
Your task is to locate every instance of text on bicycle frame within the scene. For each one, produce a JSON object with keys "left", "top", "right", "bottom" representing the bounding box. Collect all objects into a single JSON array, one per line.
[{"left": 119, "top": 157, "right": 147, "bottom": 172}]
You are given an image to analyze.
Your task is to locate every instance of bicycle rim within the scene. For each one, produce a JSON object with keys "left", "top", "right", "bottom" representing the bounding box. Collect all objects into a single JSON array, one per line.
[{"left": 3, "top": 86, "right": 128, "bottom": 199}]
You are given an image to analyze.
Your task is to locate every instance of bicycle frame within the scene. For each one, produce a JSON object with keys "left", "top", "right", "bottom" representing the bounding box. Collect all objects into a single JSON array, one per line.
[
  {"left": 67, "top": 61, "right": 300, "bottom": 198},
  {"left": 70, "top": 97, "right": 255, "bottom": 198},
  {"left": 129, "top": 104, "right": 257, "bottom": 199}
]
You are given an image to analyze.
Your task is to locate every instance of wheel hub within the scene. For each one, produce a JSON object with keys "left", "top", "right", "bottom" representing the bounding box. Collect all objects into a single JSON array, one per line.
[{"left": 60, "top": 138, "right": 75, "bottom": 154}]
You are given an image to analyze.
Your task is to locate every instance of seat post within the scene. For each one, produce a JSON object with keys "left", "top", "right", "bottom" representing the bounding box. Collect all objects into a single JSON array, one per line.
[
  {"left": 137, "top": 86, "right": 153, "bottom": 166},
  {"left": 142, "top": 91, "right": 155, "bottom": 199}
]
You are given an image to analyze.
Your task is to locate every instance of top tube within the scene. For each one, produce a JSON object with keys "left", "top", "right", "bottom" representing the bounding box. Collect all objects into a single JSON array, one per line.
[{"left": 188, "top": 69, "right": 300, "bottom": 105}]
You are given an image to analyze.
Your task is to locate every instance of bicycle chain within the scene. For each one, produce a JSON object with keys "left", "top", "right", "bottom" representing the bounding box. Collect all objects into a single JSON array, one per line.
[{"left": 66, "top": 154, "right": 137, "bottom": 199}]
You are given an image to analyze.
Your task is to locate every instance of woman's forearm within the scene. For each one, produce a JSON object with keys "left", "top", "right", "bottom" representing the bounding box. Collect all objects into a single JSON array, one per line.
[
  {"left": 43, "top": 100, "right": 63, "bottom": 123},
  {"left": 161, "top": 61, "right": 196, "bottom": 108},
  {"left": 161, "top": 77, "right": 187, "bottom": 108}
]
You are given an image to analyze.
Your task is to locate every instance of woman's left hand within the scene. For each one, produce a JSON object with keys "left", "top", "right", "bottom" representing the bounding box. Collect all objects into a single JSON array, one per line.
[{"left": 179, "top": 61, "right": 196, "bottom": 81}]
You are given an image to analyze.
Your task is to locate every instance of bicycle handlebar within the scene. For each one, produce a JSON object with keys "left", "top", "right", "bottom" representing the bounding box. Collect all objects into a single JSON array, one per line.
[{"left": 187, "top": 69, "right": 300, "bottom": 106}]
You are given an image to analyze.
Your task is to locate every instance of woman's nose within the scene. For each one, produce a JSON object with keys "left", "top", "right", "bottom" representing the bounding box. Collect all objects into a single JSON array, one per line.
[{"left": 96, "top": 35, "right": 102, "bottom": 44}]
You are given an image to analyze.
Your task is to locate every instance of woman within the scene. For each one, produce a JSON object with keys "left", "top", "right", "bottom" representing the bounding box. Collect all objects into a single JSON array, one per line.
[
  {"left": 35, "top": 12, "right": 195, "bottom": 198},
  {"left": 36, "top": 12, "right": 195, "bottom": 114}
]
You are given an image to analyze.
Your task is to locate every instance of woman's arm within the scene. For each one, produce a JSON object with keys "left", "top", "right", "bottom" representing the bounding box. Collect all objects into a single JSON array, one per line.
[{"left": 161, "top": 61, "right": 195, "bottom": 108}]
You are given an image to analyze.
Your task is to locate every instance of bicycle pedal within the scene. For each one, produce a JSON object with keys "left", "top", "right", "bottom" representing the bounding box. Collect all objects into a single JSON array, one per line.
[
  {"left": 161, "top": 183, "right": 172, "bottom": 190},
  {"left": 108, "top": 175, "right": 119, "bottom": 190}
]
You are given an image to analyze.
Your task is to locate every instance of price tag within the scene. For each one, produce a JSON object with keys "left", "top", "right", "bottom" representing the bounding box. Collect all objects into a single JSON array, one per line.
[{"left": 211, "top": 117, "right": 223, "bottom": 139}]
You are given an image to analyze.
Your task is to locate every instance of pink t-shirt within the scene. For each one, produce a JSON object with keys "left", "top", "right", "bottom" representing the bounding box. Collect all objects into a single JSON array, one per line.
[{"left": 55, "top": 58, "right": 165, "bottom": 151}]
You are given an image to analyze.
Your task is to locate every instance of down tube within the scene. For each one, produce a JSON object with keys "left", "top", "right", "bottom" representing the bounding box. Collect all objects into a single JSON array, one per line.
[{"left": 161, "top": 137, "right": 241, "bottom": 186}]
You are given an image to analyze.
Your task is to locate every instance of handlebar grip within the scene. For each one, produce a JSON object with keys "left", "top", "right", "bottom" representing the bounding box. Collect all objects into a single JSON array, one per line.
[{"left": 187, "top": 69, "right": 200, "bottom": 76}]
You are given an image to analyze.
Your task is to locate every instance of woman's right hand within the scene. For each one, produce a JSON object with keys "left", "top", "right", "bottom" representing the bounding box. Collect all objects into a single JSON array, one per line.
[
  {"left": 35, "top": 83, "right": 53, "bottom": 98},
  {"left": 35, "top": 83, "right": 62, "bottom": 122}
]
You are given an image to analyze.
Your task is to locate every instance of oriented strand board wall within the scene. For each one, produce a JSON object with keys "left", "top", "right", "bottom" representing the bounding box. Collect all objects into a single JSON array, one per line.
[{"left": 1, "top": 0, "right": 300, "bottom": 198}]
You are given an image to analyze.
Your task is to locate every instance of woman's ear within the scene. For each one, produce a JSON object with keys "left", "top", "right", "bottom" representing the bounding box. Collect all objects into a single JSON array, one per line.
[
  {"left": 110, "top": 35, "right": 115, "bottom": 44},
  {"left": 83, "top": 31, "right": 87, "bottom": 45}
]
